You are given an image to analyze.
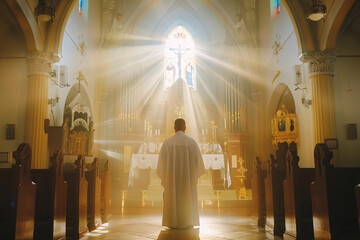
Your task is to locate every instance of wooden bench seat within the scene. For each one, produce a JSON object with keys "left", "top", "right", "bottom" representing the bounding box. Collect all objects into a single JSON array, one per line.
[
  {"left": 264, "top": 142, "right": 287, "bottom": 238},
  {"left": 100, "top": 160, "right": 111, "bottom": 223},
  {"left": 64, "top": 155, "right": 88, "bottom": 240},
  {"left": 0, "top": 143, "right": 37, "bottom": 240},
  {"left": 283, "top": 142, "right": 314, "bottom": 240},
  {"left": 310, "top": 144, "right": 360, "bottom": 239},
  {"left": 85, "top": 158, "right": 102, "bottom": 231},
  {"left": 31, "top": 151, "right": 67, "bottom": 240},
  {"left": 251, "top": 156, "right": 266, "bottom": 227}
]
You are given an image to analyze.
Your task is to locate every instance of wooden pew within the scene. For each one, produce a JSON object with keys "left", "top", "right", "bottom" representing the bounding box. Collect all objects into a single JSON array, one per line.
[
  {"left": 85, "top": 158, "right": 102, "bottom": 230},
  {"left": 251, "top": 156, "right": 266, "bottom": 227},
  {"left": 356, "top": 184, "right": 360, "bottom": 230},
  {"left": 310, "top": 143, "right": 360, "bottom": 239},
  {"left": 31, "top": 151, "right": 67, "bottom": 240},
  {"left": 0, "top": 143, "right": 37, "bottom": 240},
  {"left": 283, "top": 142, "right": 314, "bottom": 240},
  {"left": 264, "top": 142, "right": 287, "bottom": 238},
  {"left": 64, "top": 155, "right": 88, "bottom": 239},
  {"left": 100, "top": 160, "right": 111, "bottom": 223}
]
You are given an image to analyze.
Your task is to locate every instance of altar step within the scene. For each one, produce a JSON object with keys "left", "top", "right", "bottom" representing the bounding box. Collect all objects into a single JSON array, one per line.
[{"left": 121, "top": 188, "right": 252, "bottom": 208}]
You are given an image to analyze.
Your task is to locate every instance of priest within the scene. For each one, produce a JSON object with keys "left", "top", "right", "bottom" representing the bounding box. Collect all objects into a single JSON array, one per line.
[{"left": 157, "top": 118, "right": 205, "bottom": 229}]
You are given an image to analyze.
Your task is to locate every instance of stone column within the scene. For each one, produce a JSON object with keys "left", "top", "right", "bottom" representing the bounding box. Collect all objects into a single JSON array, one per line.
[
  {"left": 300, "top": 51, "right": 336, "bottom": 144},
  {"left": 26, "top": 52, "right": 59, "bottom": 169},
  {"left": 252, "top": 91, "right": 266, "bottom": 160}
]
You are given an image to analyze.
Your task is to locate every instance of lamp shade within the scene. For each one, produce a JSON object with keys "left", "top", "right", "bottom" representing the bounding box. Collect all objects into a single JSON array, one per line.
[
  {"left": 35, "top": 0, "right": 55, "bottom": 23},
  {"left": 308, "top": 0, "right": 327, "bottom": 21}
]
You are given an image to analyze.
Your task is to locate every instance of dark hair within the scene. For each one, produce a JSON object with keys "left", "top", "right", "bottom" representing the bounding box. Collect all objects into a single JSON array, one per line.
[{"left": 174, "top": 118, "right": 186, "bottom": 131}]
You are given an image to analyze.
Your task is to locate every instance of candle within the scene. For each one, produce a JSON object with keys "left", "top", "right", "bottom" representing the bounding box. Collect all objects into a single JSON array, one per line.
[
  {"left": 144, "top": 120, "right": 147, "bottom": 131},
  {"left": 158, "top": 129, "right": 160, "bottom": 135},
  {"left": 224, "top": 118, "right": 227, "bottom": 130},
  {"left": 202, "top": 129, "right": 204, "bottom": 135}
]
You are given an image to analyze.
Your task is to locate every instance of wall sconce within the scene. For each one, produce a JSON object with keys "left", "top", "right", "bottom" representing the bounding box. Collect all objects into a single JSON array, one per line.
[
  {"left": 48, "top": 88, "right": 59, "bottom": 108},
  {"left": 35, "top": 0, "right": 56, "bottom": 23},
  {"left": 50, "top": 65, "right": 70, "bottom": 88},
  {"left": 301, "top": 91, "right": 312, "bottom": 108},
  {"left": 48, "top": 96, "right": 59, "bottom": 108},
  {"left": 307, "top": 0, "right": 327, "bottom": 21},
  {"left": 294, "top": 83, "right": 312, "bottom": 108},
  {"left": 301, "top": 96, "right": 312, "bottom": 108}
]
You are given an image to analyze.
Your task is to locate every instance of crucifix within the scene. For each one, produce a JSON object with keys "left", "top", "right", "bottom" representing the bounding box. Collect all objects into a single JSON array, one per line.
[
  {"left": 76, "top": 71, "right": 88, "bottom": 93},
  {"left": 169, "top": 44, "right": 190, "bottom": 80}
]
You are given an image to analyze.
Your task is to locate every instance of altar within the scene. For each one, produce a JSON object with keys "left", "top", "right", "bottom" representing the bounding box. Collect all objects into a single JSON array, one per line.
[{"left": 128, "top": 143, "right": 231, "bottom": 188}]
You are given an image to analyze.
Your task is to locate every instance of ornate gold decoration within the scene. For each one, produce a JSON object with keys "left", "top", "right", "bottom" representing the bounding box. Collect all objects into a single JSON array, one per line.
[
  {"left": 69, "top": 131, "right": 87, "bottom": 155},
  {"left": 272, "top": 70, "right": 281, "bottom": 84},
  {"left": 236, "top": 157, "right": 248, "bottom": 199},
  {"left": 27, "top": 51, "right": 57, "bottom": 77},
  {"left": 272, "top": 34, "right": 282, "bottom": 56},
  {"left": 78, "top": 35, "right": 87, "bottom": 56},
  {"left": 299, "top": 51, "right": 335, "bottom": 76},
  {"left": 271, "top": 105, "right": 298, "bottom": 149}
]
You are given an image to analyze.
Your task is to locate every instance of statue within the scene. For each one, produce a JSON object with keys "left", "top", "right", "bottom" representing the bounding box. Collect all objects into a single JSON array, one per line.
[
  {"left": 62, "top": 117, "right": 69, "bottom": 154},
  {"left": 107, "top": 13, "right": 123, "bottom": 45}
]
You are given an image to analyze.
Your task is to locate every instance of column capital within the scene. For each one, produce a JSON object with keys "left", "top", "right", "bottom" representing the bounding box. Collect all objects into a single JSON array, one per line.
[
  {"left": 299, "top": 51, "right": 335, "bottom": 77},
  {"left": 27, "top": 51, "right": 60, "bottom": 77}
]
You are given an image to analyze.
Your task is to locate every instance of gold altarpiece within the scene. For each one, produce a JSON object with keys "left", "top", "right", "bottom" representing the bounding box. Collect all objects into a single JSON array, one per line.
[{"left": 271, "top": 105, "right": 298, "bottom": 149}]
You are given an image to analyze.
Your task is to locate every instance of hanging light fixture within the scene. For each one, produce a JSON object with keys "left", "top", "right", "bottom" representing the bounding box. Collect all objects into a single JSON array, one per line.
[
  {"left": 35, "top": 0, "right": 56, "bottom": 23},
  {"left": 307, "top": 0, "right": 327, "bottom": 21}
]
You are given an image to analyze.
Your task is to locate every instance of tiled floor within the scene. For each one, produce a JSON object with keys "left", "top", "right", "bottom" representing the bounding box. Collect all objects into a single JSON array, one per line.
[{"left": 82, "top": 207, "right": 282, "bottom": 240}]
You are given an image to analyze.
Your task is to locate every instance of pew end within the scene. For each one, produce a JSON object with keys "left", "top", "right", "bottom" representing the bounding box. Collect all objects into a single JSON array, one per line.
[
  {"left": 283, "top": 142, "right": 314, "bottom": 240},
  {"left": 31, "top": 151, "right": 67, "bottom": 240},
  {"left": 310, "top": 144, "right": 360, "bottom": 239},
  {"left": 251, "top": 156, "right": 266, "bottom": 227},
  {"left": 0, "top": 143, "right": 37, "bottom": 240},
  {"left": 100, "top": 160, "right": 111, "bottom": 223},
  {"left": 85, "top": 158, "right": 102, "bottom": 231},
  {"left": 64, "top": 155, "right": 89, "bottom": 239}
]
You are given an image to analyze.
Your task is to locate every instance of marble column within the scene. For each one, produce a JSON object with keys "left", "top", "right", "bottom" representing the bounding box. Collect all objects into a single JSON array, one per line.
[
  {"left": 26, "top": 52, "right": 59, "bottom": 169},
  {"left": 300, "top": 51, "right": 336, "bottom": 144}
]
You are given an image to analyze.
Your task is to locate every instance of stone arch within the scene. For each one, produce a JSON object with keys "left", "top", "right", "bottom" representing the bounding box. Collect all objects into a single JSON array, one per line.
[
  {"left": 5, "top": 0, "right": 77, "bottom": 54},
  {"left": 46, "top": 0, "right": 77, "bottom": 54},
  {"left": 126, "top": 1, "right": 228, "bottom": 44},
  {"left": 318, "top": 0, "right": 356, "bottom": 51},
  {"left": 268, "top": 83, "right": 296, "bottom": 117},
  {"left": 282, "top": 0, "right": 357, "bottom": 53},
  {"left": 281, "top": 0, "right": 315, "bottom": 53},
  {"left": 4, "top": 0, "right": 42, "bottom": 51},
  {"left": 268, "top": 83, "right": 298, "bottom": 150}
]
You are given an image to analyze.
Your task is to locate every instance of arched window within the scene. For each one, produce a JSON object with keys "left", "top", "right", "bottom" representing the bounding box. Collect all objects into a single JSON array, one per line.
[{"left": 164, "top": 25, "right": 196, "bottom": 90}]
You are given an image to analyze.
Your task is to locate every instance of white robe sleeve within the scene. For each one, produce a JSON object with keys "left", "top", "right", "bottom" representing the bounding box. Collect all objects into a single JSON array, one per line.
[
  {"left": 156, "top": 141, "right": 168, "bottom": 186},
  {"left": 193, "top": 140, "right": 205, "bottom": 179}
]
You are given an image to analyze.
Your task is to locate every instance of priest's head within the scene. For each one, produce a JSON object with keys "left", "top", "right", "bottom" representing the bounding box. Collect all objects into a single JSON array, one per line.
[{"left": 174, "top": 118, "right": 186, "bottom": 132}]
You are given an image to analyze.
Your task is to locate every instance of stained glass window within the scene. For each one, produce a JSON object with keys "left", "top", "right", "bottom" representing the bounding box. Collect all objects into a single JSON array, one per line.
[
  {"left": 164, "top": 26, "right": 196, "bottom": 90},
  {"left": 79, "top": 0, "right": 83, "bottom": 15},
  {"left": 270, "top": 0, "right": 280, "bottom": 18}
]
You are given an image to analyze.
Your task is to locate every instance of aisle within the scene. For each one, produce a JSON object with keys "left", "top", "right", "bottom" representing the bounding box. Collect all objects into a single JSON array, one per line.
[{"left": 81, "top": 207, "right": 282, "bottom": 240}]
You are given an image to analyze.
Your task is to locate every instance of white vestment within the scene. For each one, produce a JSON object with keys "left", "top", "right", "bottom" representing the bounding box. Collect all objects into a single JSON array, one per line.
[{"left": 157, "top": 131, "right": 205, "bottom": 228}]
